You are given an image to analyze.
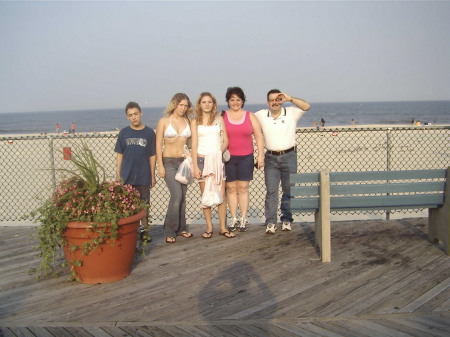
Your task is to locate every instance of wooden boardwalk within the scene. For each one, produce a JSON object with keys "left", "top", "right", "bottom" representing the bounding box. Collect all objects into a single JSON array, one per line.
[{"left": 1, "top": 217, "right": 449, "bottom": 336}]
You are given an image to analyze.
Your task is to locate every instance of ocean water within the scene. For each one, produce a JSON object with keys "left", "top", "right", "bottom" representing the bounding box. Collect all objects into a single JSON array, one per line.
[{"left": 0, "top": 101, "right": 449, "bottom": 135}]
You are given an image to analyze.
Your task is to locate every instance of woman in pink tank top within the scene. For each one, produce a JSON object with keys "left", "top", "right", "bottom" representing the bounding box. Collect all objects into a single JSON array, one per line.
[{"left": 223, "top": 87, "right": 264, "bottom": 232}]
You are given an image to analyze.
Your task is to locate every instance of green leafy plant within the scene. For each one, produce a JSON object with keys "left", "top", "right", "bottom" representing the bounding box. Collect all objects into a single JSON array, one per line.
[{"left": 29, "top": 142, "right": 148, "bottom": 280}]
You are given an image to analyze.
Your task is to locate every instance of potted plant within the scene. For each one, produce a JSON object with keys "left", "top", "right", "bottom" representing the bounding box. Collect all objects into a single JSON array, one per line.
[{"left": 29, "top": 142, "right": 148, "bottom": 284}]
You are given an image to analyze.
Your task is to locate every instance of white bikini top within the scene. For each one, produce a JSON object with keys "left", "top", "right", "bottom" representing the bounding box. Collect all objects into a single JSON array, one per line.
[{"left": 164, "top": 117, "right": 191, "bottom": 138}]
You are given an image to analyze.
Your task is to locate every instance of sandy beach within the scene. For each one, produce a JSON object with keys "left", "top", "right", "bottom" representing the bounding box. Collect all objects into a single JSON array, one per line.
[{"left": 1, "top": 125, "right": 448, "bottom": 225}]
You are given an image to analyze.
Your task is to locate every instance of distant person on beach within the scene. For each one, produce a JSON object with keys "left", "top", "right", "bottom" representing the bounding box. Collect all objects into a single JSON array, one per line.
[
  {"left": 115, "top": 101, "right": 156, "bottom": 240},
  {"left": 191, "top": 92, "right": 234, "bottom": 239},
  {"left": 320, "top": 118, "right": 325, "bottom": 127},
  {"left": 70, "top": 122, "right": 75, "bottom": 134},
  {"left": 351, "top": 119, "right": 355, "bottom": 126},
  {"left": 56, "top": 123, "right": 60, "bottom": 134},
  {"left": 255, "top": 89, "right": 310, "bottom": 234},
  {"left": 156, "top": 93, "right": 193, "bottom": 244},
  {"left": 222, "top": 87, "right": 264, "bottom": 233}
]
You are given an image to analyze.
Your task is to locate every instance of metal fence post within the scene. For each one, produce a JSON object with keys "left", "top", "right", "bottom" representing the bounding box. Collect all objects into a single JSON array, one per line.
[
  {"left": 47, "top": 135, "right": 56, "bottom": 190},
  {"left": 386, "top": 128, "right": 392, "bottom": 221}
]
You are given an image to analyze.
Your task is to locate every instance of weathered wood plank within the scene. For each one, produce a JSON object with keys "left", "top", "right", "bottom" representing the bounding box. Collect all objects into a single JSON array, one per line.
[
  {"left": 398, "top": 277, "right": 450, "bottom": 313},
  {"left": 80, "top": 327, "right": 115, "bottom": 337},
  {"left": 387, "top": 315, "right": 449, "bottom": 337},
  {"left": 27, "top": 326, "right": 57, "bottom": 337},
  {"left": 336, "top": 318, "right": 413, "bottom": 337},
  {"left": 312, "top": 320, "right": 374, "bottom": 337},
  {"left": 120, "top": 326, "right": 166, "bottom": 337},
  {"left": 97, "top": 326, "right": 133, "bottom": 337},
  {"left": 44, "top": 327, "right": 76, "bottom": 337},
  {"left": 372, "top": 317, "right": 438, "bottom": 337},
  {"left": 273, "top": 323, "right": 326, "bottom": 337}
]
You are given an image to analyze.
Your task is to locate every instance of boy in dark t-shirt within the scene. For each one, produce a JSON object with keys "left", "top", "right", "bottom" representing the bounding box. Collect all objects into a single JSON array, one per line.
[{"left": 115, "top": 102, "right": 156, "bottom": 240}]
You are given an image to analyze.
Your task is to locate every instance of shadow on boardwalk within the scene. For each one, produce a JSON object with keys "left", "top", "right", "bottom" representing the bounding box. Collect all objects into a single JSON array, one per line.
[{"left": 0, "top": 217, "right": 449, "bottom": 336}]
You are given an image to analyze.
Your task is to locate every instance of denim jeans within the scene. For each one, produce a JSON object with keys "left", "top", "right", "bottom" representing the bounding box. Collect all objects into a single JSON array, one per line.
[
  {"left": 163, "top": 157, "right": 188, "bottom": 237},
  {"left": 263, "top": 150, "right": 297, "bottom": 225}
]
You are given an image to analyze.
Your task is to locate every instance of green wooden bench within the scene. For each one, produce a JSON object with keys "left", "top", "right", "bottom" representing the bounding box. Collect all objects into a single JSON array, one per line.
[{"left": 290, "top": 168, "right": 449, "bottom": 262}]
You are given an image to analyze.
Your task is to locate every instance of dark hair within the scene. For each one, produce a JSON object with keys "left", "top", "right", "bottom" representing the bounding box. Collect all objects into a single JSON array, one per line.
[
  {"left": 226, "top": 87, "right": 246, "bottom": 108},
  {"left": 125, "top": 101, "right": 141, "bottom": 114},
  {"left": 266, "top": 89, "right": 281, "bottom": 101}
]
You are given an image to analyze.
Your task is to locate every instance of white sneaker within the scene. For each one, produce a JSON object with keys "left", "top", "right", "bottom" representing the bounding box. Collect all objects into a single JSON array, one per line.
[
  {"left": 282, "top": 221, "right": 292, "bottom": 231},
  {"left": 265, "top": 223, "right": 277, "bottom": 234},
  {"left": 228, "top": 217, "right": 239, "bottom": 232},
  {"left": 238, "top": 217, "right": 248, "bottom": 232}
]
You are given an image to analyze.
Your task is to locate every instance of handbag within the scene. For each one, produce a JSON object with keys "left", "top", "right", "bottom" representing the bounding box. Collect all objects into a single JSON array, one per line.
[{"left": 222, "top": 149, "right": 230, "bottom": 163}]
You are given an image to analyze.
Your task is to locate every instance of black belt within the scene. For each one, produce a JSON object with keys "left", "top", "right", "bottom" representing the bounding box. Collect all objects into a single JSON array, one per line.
[{"left": 266, "top": 146, "right": 295, "bottom": 156}]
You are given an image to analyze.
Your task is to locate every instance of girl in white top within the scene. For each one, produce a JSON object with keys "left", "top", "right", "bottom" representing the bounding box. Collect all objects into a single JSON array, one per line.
[
  {"left": 191, "top": 92, "right": 234, "bottom": 239},
  {"left": 156, "top": 93, "right": 193, "bottom": 243}
]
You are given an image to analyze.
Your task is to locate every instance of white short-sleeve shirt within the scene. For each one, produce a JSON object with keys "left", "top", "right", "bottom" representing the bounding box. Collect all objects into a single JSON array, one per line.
[{"left": 255, "top": 106, "right": 304, "bottom": 151}]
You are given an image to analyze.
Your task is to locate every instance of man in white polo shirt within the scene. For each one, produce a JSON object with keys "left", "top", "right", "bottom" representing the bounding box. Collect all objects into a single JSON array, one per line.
[{"left": 255, "top": 89, "right": 310, "bottom": 234}]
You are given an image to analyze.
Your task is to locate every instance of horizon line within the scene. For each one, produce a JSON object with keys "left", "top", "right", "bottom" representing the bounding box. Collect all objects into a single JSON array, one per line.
[{"left": 1, "top": 99, "right": 450, "bottom": 115}]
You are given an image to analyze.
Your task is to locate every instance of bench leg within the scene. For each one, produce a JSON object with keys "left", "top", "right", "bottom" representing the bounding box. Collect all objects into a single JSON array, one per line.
[
  {"left": 429, "top": 167, "right": 450, "bottom": 255},
  {"left": 429, "top": 208, "right": 450, "bottom": 255},
  {"left": 318, "top": 209, "right": 331, "bottom": 262}
]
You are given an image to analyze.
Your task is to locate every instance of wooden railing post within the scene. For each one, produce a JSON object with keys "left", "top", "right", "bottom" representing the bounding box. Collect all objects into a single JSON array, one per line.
[
  {"left": 319, "top": 171, "right": 331, "bottom": 262},
  {"left": 429, "top": 166, "right": 450, "bottom": 255}
]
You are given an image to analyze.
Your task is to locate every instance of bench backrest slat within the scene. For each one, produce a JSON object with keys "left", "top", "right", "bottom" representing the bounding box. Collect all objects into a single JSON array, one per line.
[
  {"left": 290, "top": 193, "right": 444, "bottom": 211},
  {"left": 291, "top": 198, "right": 319, "bottom": 211},
  {"left": 290, "top": 172, "right": 320, "bottom": 183},
  {"left": 291, "top": 186, "right": 319, "bottom": 196},
  {"left": 331, "top": 194, "right": 444, "bottom": 208},
  {"left": 329, "top": 169, "right": 446, "bottom": 182},
  {"left": 292, "top": 182, "right": 446, "bottom": 197},
  {"left": 330, "top": 181, "right": 446, "bottom": 195}
]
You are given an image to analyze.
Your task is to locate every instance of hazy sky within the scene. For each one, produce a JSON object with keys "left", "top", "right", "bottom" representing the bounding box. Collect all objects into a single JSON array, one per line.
[{"left": 1, "top": 0, "right": 449, "bottom": 113}]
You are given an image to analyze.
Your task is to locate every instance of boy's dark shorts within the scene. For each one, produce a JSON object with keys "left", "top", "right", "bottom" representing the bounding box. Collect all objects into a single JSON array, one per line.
[{"left": 132, "top": 185, "right": 150, "bottom": 203}]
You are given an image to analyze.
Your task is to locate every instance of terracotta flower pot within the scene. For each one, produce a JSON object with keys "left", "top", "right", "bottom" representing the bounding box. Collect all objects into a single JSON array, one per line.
[{"left": 62, "top": 209, "right": 146, "bottom": 284}]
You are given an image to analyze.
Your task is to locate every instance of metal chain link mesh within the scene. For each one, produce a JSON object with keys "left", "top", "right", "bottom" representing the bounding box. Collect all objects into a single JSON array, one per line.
[{"left": 1, "top": 126, "right": 449, "bottom": 222}]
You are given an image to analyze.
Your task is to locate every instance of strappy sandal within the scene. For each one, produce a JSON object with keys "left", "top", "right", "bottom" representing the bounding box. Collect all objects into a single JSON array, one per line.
[
  {"left": 178, "top": 231, "right": 193, "bottom": 238},
  {"left": 202, "top": 232, "right": 213, "bottom": 239},
  {"left": 166, "top": 237, "right": 176, "bottom": 243},
  {"left": 219, "top": 231, "right": 235, "bottom": 238}
]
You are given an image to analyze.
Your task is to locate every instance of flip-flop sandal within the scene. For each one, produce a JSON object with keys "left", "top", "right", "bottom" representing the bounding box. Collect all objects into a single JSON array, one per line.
[
  {"left": 166, "top": 237, "right": 176, "bottom": 243},
  {"left": 178, "top": 232, "right": 193, "bottom": 238},
  {"left": 202, "top": 232, "right": 213, "bottom": 239},
  {"left": 219, "top": 231, "right": 235, "bottom": 238}
]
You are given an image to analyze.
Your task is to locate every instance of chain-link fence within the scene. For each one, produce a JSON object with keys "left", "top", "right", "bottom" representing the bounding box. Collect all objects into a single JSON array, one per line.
[{"left": 1, "top": 126, "right": 449, "bottom": 223}]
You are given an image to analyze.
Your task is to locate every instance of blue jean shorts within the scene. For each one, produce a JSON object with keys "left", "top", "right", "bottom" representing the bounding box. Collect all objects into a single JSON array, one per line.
[
  {"left": 197, "top": 156, "right": 227, "bottom": 182},
  {"left": 224, "top": 154, "right": 254, "bottom": 182}
]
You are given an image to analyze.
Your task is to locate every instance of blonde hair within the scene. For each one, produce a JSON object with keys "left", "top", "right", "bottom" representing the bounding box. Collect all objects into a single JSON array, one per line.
[
  {"left": 194, "top": 92, "right": 217, "bottom": 126},
  {"left": 164, "top": 93, "right": 192, "bottom": 119}
]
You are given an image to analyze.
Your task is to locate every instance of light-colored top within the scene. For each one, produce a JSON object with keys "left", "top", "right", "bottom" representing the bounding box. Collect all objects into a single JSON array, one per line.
[
  {"left": 223, "top": 111, "right": 253, "bottom": 156},
  {"left": 197, "top": 123, "right": 221, "bottom": 156},
  {"left": 164, "top": 117, "right": 191, "bottom": 138},
  {"left": 254, "top": 106, "right": 304, "bottom": 151}
]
